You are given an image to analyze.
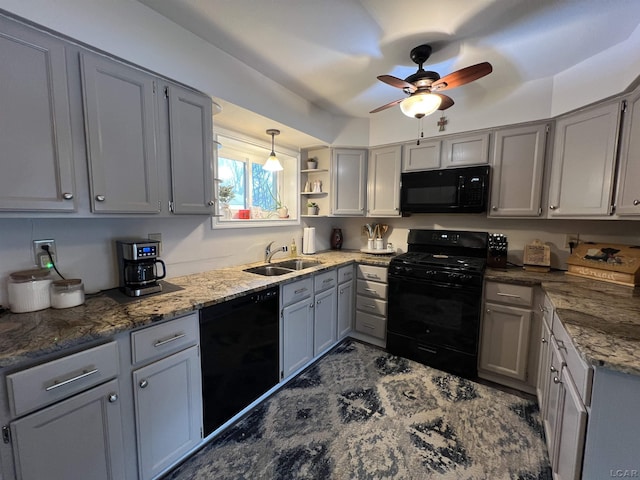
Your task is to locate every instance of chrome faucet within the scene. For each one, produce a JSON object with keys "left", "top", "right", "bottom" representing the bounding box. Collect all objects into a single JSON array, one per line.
[{"left": 265, "top": 241, "right": 288, "bottom": 263}]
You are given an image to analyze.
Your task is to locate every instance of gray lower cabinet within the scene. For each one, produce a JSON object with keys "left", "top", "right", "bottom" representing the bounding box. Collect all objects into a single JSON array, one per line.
[
  {"left": 337, "top": 265, "right": 355, "bottom": 339},
  {"left": 0, "top": 16, "right": 76, "bottom": 212},
  {"left": 80, "top": 52, "right": 160, "bottom": 214},
  {"left": 281, "top": 278, "right": 315, "bottom": 379},
  {"left": 10, "top": 379, "right": 125, "bottom": 480},
  {"left": 489, "top": 123, "right": 548, "bottom": 217},
  {"left": 166, "top": 84, "right": 215, "bottom": 214},
  {"left": 313, "top": 270, "right": 338, "bottom": 356},
  {"left": 129, "top": 313, "right": 202, "bottom": 480},
  {"left": 331, "top": 148, "right": 367, "bottom": 216}
]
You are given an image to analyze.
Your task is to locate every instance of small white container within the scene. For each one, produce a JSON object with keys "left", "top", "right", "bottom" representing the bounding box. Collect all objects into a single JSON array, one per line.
[
  {"left": 375, "top": 238, "right": 384, "bottom": 250},
  {"left": 7, "top": 269, "right": 52, "bottom": 313},
  {"left": 367, "top": 239, "right": 374, "bottom": 250},
  {"left": 50, "top": 279, "right": 85, "bottom": 309}
]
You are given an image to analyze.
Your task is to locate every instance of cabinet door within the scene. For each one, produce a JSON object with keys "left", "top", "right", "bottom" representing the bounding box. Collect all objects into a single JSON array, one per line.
[
  {"left": 167, "top": 85, "right": 215, "bottom": 214},
  {"left": 554, "top": 368, "right": 587, "bottom": 480},
  {"left": 337, "top": 279, "right": 354, "bottom": 339},
  {"left": 442, "top": 132, "right": 490, "bottom": 167},
  {"left": 615, "top": 92, "right": 640, "bottom": 215},
  {"left": 10, "top": 379, "right": 125, "bottom": 480},
  {"left": 314, "top": 287, "right": 338, "bottom": 356},
  {"left": 479, "top": 303, "right": 532, "bottom": 381},
  {"left": 133, "top": 345, "right": 202, "bottom": 480},
  {"left": 282, "top": 298, "right": 314, "bottom": 379},
  {"left": 367, "top": 145, "right": 401, "bottom": 217},
  {"left": 0, "top": 19, "right": 76, "bottom": 211},
  {"left": 402, "top": 140, "right": 441, "bottom": 171},
  {"left": 536, "top": 316, "right": 552, "bottom": 412},
  {"left": 489, "top": 123, "right": 547, "bottom": 217},
  {"left": 544, "top": 338, "right": 565, "bottom": 467},
  {"left": 331, "top": 148, "right": 366, "bottom": 216},
  {"left": 80, "top": 53, "right": 160, "bottom": 213},
  {"left": 548, "top": 102, "right": 620, "bottom": 216}
]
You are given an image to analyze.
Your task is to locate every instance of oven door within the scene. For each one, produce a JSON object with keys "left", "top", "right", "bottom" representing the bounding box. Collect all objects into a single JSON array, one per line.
[{"left": 387, "top": 274, "right": 483, "bottom": 354}]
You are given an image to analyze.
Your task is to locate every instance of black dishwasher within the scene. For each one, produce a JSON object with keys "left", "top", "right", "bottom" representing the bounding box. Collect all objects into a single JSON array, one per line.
[{"left": 199, "top": 286, "right": 279, "bottom": 437}]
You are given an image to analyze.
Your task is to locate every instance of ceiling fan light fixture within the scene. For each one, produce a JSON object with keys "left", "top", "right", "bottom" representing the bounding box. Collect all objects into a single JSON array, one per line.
[
  {"left": 263, "top": 128, "right": 283, "bottom": 171},
  {"left": 400, "top": 92, "right": 442, "bottom": 119}
]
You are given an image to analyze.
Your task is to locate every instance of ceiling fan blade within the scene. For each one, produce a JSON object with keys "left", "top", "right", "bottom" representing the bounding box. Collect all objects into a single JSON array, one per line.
[
  {"left": 377, "top": 75, "right": 417, "bottom": 93},
  {"left": 435, "top": 94, "right": 454, "bottom": 110},
  {"left": 370, "top": 98, "right": 404, "bottom": 114},
  {"left": 431, "top": 62, "right": 493, "bottom": 91}
]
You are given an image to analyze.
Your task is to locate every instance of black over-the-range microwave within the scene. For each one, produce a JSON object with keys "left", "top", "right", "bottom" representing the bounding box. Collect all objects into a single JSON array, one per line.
[{"left": 400, "top": 165, "right": 490, "bottom": 214}]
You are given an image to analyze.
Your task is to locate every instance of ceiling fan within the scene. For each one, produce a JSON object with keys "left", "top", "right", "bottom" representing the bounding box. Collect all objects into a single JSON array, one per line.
[{"left": 370, "top": 44, "right": 492, "bottom": 118}]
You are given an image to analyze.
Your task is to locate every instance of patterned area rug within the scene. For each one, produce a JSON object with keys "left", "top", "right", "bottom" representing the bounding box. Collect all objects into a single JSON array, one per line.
[{"left": 164, "top": 339, "right": 551, "bottom": 480}]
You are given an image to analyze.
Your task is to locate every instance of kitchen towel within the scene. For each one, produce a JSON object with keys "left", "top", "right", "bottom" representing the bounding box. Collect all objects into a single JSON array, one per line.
[{"left": 302, "top": 227, "right": 316, "bottom": 254}]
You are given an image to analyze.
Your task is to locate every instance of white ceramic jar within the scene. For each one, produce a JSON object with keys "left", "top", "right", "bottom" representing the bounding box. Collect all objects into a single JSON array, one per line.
[
  {"left": 50, "top": 279, "right": 85, "bottom": 309},
  {"left": 7, "top": 269, "right": 52, "bottom": 313}
]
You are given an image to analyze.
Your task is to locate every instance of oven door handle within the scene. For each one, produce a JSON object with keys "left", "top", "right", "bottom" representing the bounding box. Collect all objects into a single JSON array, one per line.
[
  {"left": 388, "top": 274, "right": 482, "bottom": 292},
  {"left": 417, "top": 345, "right": 437, "bottom": 355}
]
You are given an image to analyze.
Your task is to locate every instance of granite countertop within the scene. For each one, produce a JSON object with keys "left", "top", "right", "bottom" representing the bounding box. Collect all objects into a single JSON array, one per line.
[
  {"left": 0, "top": 250, "right": 393, "bottom": 369},
  {"left": 486, "top": 267, "right": 640, "bottom": 376},
  {"left": 2, "top": 253, "right": 639, "bottom": 378}
]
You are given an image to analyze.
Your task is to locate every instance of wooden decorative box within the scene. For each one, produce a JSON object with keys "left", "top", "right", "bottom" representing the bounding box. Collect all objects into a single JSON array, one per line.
[{"left": 565, "top": 242, "right": 640, "bottom": 287}]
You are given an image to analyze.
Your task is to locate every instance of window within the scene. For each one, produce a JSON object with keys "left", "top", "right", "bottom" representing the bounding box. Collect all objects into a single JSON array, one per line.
[{"left": 214, "top": 131, "right": 298, "bottom": 226}]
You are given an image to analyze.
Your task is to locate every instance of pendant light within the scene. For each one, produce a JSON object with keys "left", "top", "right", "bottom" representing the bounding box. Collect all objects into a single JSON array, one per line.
[
  {"left": 263, "top": 129, "right": 283, "bottom": 171},
  {"left": 400, "top": 92, "right": 442, "bottom": 119}
]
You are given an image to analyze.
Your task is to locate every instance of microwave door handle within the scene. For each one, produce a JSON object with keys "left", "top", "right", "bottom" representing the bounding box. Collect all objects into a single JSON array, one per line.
[{"left": 457, "top": 175, "right": 465, "bottom": 204}]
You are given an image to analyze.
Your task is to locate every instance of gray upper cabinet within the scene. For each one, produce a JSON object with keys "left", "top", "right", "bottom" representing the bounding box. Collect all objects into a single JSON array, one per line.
[
  {"left": 167, "top": 84, "right": 214, "bottom": 215},
  {"left": 80, "top": 53, "right": 160, "bottom": 214},
  {"left": 442, "top": 132, "right": 490, "bottom": 167},
  {"left": 615, "top": 92, "right": 640, "bottom": 216},
  {"left": 548, "top": 102, "right": 621, "bottom": 217},
  {"left": 331, "top": 148, "right": 367, "bottom": 216},
  {"left": 367, "top": 145, "right": 401, "bottom": 217},
  {"left": 0, "top": 19, "right": 76, "bottom": 212},
  {"left": 402, "top": 140, "right": 441, "bottom": 171},
  {"left": 489, "top": 123, "right": 547, "bottom": 217}
]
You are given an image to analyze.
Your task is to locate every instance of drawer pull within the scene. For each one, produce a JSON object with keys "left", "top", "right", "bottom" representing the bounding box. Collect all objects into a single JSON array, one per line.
[
  {"left": 294, "top": 287, "right": 308, "bottom": 294},
  {"left": 361, "top": 323, "right": 375, "bottom": 329},
  {"left": 553, "top": 376, "right": 561, "bottom": 384},
  {"left": 364, "top": 288, "right": 377, "bottom": 293},
  {"left": 45, "top": 368, "right": 99, "bottom": 392},
  {"left": 154, "top": 333, "right": 186, "bottom": 348},
  {"left": 541, "top": 338, "right": 547, "bottom": 344},
  {"left": 497, "top": 292, "right": 521, "bottom": 299},
  {"left": 366, "top": 274, "right": 380, "bottom": 279},
  {"left": 556, "top": 339, "right": 566, "bottom": 350},
  {"left": 139, "top": 379, "right": 149, "bottom": 389},
  {"left": 550, "top": 365, "right": 557, "bottom": 373},
  {"left": 418, "top": 346, "right": 437, "bottom": 355},
  {"left": 363, "top": 304, "right": 376, "bottom": 309},
  {"left": 108, "top": 393, "right": 118, "bottom": 403},
  {"left": 322, "top": 278, "right": 333, "bottom": 284}
]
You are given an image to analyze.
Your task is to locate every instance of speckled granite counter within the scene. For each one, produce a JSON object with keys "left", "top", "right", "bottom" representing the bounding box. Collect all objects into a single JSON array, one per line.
[
  {"left": 486, "top": 267, "right": 640, "bottom": 376},
  {"left": 0, "top": 250, "right": 393, "bottom": 369}
]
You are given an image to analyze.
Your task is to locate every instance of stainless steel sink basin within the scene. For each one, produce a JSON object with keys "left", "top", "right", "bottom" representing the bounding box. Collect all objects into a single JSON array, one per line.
[
  {"left": 274, "top": 259, "right": 322, "bottom": 270},
  {"left": 243, "top": 265, "right": 294, "bottom": 276}
]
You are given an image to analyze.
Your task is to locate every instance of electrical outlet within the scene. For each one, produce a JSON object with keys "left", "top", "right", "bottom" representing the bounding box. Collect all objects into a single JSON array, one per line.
[
  {"left": 33, "top": 239, "right": 56, "bottom": 268},
  {"left": 564, "top": 234, "right": 580, "bottom": 249}
]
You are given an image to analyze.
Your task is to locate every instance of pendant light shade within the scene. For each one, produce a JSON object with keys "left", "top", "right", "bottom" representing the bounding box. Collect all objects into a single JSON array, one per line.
[
  {"left": 400, "top": 92, "right": 442, "bottom": 119},
  {"left": 263, "top": 129, "right": 283, "bottom": 171}
]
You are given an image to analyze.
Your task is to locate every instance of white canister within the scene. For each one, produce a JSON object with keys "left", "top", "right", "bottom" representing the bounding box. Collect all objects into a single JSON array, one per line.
[
  {"left": 7, "top": 269, "right": 52, "bottom": 313},
  {"left": 375, "top": 238, "right": 384, "bottom": 250},
  {"left": 50, "top": 279, "right": 85, "bottom": 309}
]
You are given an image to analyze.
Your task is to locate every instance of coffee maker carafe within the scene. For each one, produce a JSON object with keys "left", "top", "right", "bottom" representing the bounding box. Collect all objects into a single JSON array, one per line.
[{"left": 116, "top": 239, "right": 166, "bottom": 297}]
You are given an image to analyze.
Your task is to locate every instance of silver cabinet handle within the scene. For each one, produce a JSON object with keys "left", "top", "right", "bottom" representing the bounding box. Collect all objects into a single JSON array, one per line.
[
  {"left": 309, "top": 303, "right": 314, "bottom": 309},
  {"left": 62, "top": 192, "right": 74, "bottom": 200},
  {"left": 486, "top": 309, "right": 491, "bottom": 313},
  {"left": 45, "top": 368, "right": 98, "bottom": 391},
  {"left": 492, "top": 205, "right": 497, "bottom": 211},
  {"left": 363, "top": 304, "right": 376, "bottom": 309},
  {"left": 549, "top": 205, "right": 557, "bottom": 210},
  {"left": 553, "top": 377, "right": 561, "bottom": 384},
  {"left": 207, "top": 200, "right": 215, "bottom": 206},
  {"left": 139, "top": 379, "right": 148, "bottom": 389},
  {"left": 316, "top": 300, "right": 321, "bottom": 305},
  {"left": 322, "top": 278, "right": 333, "bottom": 284},
  {"left": 364, "top": 288, "right": 377, "bottom": 293},
  {"left": 294, "top": 287, "right": 308, "bottom": 294},
  {"left": 541, "top": 338, "right": 547, "bottom": 344},
  {"left": 634, "top": 199, "right": 640, "bottom": 206},
  {"left": 154, "top": 333, "right": 186, "bottom": 348},
  {"left": 497, "top": 292, "right": 521, "bottom": 298},
  {"left": 95, "top": 195, "right": 105, "bottom": 202},
  {"left": 550, "top": 365, "right": 557, "bottom": 373},
  {"left": 108, "top": 393, "right": 118, "bottom": 403},
  {"left": 366, "top": 274, "right": 380, "bottom": 279},
  {"left": 339, "top": 289, "right": 344, "bottom": 294}
]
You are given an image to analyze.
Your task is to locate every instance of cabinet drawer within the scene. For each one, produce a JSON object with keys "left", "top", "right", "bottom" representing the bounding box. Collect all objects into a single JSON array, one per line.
[
  {"left": 357, "top": 279, "right": 388, "bottom": 300},
  {"left": 357, "top": 264, "right": 388, "bottom": 283},
  {"left": 552, "top": 313, "right": 593, "bottom": 406},
  {"left": 338, "top": 265, "right": 354, "bottom": 284},
  {"left": 281, "top": 278, "right": 313, "bottom": 307},
  {"left": 131, "top": 313, "right": 198, "bottom": 365},
  {"left": 356, "top": 295, "right": 387, "bottom": 317},
  {"left": 6, "top": 341, "right": 119, "bottom": 417},
  {"left": 355, "top": 311, "right": 386, "bottom": 339},
  {"left": 485, "top": 282, "right": 534, "bottom": 307},
  {"left": 314, "top": 269, "right": 337, "bottom": 293}
]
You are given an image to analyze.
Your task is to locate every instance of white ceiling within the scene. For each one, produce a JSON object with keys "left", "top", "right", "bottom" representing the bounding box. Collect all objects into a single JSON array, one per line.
[{"left": 140, "top": 0, "right": 640, "bottom": 141}]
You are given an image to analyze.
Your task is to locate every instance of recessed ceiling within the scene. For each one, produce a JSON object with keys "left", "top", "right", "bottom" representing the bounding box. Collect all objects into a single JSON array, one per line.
[{"left": 139, "top": 0, "right": 640, "bottom": 144}]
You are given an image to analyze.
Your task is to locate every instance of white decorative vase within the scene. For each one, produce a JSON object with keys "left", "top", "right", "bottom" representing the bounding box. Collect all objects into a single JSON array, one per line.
[
  {"left": 308, "top": 206, "right": 319, "bottom": 215},
  {"left": 277, "top": 206, "right": 289, "bottom": 218}
]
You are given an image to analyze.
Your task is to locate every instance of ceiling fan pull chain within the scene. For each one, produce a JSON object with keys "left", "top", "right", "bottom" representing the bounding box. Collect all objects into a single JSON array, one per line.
[{"left": 416, "top": 116, "right": 424, "bottom": 145}]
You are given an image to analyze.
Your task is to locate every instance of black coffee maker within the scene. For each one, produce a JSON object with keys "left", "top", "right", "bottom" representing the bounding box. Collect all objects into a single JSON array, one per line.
[{"left": 116, "top": 239, "right": 166, "bottom": 297}]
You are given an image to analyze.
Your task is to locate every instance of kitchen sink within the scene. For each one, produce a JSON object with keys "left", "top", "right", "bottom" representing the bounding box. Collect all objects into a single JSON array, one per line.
[
  {"left": 243, "top": 265, "right": 294, "bottom": 276},
  {"left": 274, "top": 259, "right": 322, "bottom": 270}
]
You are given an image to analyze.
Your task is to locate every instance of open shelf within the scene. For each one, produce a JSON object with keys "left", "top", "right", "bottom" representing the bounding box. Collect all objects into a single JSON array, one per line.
[{"left": 300, "top": 168, "right": 328, "bottom": 173}]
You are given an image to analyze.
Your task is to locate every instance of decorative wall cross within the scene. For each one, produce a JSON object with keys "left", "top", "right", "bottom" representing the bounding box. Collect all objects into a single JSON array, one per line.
[{"left": 437, "top": 113, "right": 448, "bottom": 131}]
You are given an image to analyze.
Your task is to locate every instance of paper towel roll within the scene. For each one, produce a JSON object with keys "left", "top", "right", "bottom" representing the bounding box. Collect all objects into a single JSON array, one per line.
[{"left": 303, "top": 227, "right": 316, "bottom": 254}]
